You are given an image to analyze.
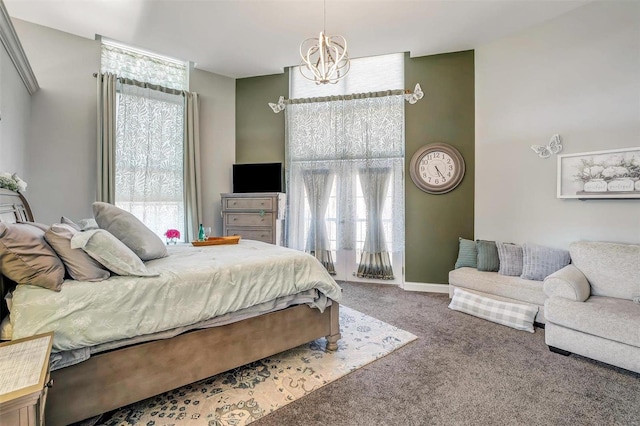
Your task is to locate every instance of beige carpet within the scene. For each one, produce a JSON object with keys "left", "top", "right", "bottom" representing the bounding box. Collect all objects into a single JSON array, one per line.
[{"left": 93, "top": 306, "right": 417, "bottom": 425}]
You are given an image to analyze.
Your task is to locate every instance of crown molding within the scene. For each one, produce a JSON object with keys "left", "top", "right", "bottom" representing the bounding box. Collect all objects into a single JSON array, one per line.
[{"left": 0, "top": 0, "right": 39, "bottom": 94}]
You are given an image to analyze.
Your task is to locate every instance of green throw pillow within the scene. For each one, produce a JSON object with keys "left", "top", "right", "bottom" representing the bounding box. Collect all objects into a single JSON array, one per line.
[
  {"left": 454, "top": 237, "right": 477, "bottom": 269},
  {"left": 477, "top": 239, "right": 500, "bottom": 272}
]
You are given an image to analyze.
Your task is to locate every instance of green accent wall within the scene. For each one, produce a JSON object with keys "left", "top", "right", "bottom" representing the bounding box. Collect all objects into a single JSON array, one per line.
[
  {"left": 405, "top": 51, "right": 475, "bottom": 284},
  {"left": 235, "top": 51, "right": 474, "bottom": 285},
  {"left": 236, "top": 70, "right": 288, "bottom": 164}
]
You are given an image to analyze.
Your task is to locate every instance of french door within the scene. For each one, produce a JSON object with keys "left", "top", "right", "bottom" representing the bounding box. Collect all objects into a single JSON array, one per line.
[{"left": 303, "top": 174, "right": 404, "bottom": 285}]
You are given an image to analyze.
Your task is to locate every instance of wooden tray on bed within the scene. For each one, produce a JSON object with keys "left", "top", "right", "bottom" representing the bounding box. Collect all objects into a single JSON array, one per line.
[{"left": 191, "top": 235, "right": 241, "bottom": 246}]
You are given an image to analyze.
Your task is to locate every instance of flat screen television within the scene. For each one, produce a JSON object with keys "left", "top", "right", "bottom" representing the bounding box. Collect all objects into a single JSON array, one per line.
[{"left": 233, "top": 162, "right": 283, "bottom": 193}]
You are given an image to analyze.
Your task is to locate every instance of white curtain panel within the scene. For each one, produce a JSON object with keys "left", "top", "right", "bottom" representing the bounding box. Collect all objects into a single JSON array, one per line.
[
  {"left": 114, "top": 82, "right": 186, "bottom": 239},
  {"left": 286, "top": 94, "right": 405, "bottom": 276},
  {"left": 302, "top": 169, "right": 336, "bottom": 274},
  {"left": 357, "top": 167, "right": 394, "bottom": 279}
]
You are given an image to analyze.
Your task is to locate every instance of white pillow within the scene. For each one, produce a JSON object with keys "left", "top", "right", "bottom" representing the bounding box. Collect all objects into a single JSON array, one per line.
[
  {"left": 70, "top": 229, "right": 159, "bottom": 277},
  {"left": 45, "top": 223, "right": 111, "bottom": 282},
  {"left": 92, "top": 202, "right": 168, "bottom": 261}
]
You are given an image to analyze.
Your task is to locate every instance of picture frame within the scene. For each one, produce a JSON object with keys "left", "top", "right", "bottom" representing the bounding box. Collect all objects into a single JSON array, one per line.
[{"left": 557, "top": 147, "right": 640, "bottom": 199}]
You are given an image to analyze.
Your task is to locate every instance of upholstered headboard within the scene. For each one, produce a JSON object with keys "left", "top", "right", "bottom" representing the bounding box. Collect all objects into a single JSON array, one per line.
[{"left": 0, "top": 188, "right": 35, "bottom": 320}]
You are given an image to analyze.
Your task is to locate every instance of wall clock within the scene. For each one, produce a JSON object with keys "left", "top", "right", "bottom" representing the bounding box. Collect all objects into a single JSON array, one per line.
[{"left": 409, "top": 143, "right": 465, "bottom": 194}]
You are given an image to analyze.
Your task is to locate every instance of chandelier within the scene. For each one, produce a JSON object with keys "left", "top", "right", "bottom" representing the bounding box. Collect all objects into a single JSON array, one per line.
[{"left": 299, "top": 1, "right": 350, "bottom": 84}]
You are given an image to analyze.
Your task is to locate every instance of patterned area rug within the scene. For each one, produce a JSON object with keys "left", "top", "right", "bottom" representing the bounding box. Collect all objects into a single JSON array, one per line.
[{"left": 95, "top": 306, "right": 417, "bottom": 425}]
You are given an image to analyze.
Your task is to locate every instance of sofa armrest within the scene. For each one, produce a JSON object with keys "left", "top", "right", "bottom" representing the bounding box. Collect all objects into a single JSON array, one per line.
[{"left": 543, "top": 264, "right": 591, "bottom": 302}]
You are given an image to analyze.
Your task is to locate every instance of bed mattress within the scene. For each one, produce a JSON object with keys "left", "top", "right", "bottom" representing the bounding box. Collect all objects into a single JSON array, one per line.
[{"left": 10, "top": 240, "right": 343, "bottom": 354}]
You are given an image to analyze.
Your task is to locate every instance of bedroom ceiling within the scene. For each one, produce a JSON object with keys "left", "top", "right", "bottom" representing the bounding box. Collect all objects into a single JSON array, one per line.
[{"left": 5, "top": 0, "right": 591, "bottom": 79}]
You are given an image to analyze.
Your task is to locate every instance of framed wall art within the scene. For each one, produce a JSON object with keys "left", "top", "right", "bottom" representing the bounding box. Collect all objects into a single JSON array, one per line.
[{"left": 557, "top": 147, "right": 640, "bottom": 199}]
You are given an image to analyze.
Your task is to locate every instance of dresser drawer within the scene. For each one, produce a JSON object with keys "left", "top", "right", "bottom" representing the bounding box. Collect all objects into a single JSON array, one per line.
[
  {"left": 225, "top": 213, "right": 273, "bottom": 227},
  {"left": 223, "top": 197, "right": 274, "bottom": 211},
  {"left": 226, "top": 228, "right": 273, "bottom": 244}
]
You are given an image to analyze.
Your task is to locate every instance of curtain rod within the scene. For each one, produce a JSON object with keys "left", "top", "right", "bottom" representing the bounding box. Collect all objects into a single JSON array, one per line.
[
  {"left": 93, "top": 72, "right": 185, "bottom": 96},
  {"left": 268, "top": 83, "right": 423, "bottom": 113}
]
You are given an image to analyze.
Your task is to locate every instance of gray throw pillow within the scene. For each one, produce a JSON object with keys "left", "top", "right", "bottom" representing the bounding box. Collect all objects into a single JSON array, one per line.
[
  {"left": 92, "top": 202, "right": 168, "bottom": 261},
  {"left": 476, "top": 240, "right": 500, "bottom": 272},
  {"left": 455, "top": 237, "right": 477, "bottom": 269},
  {"left": 45, "top": 223, "right": 111, "bottom": 282},
  {"left": 496, "top": 242, "right": 523, "bottom": 276},
  {"left": 520, "top": 243, "right": 570, "bottom": 281},
  {"left": 70, "top": 229, "right": 159, "bottom": 277},
  {"left": 0, "top": 222, "right": 65, "bottom": 291}
]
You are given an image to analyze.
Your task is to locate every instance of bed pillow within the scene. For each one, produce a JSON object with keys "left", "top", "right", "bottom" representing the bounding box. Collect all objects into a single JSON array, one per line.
[
  {"left": 454, "top": 237, "right": 477, "bottom": 269},
  {"left": 61, "top": 216, "right": 81, "bottom": 231},
  {"left": 92, "top": 202, "right": 168, "bottom": 261},
  {"left": 496, "top": 242, "right": 524, "bottom": 276},
  {"left": 476, "top": 240, "right": 500, "bottom": 272},
  {"left": 0, "top": 222, "right": 65, "bottom": 291},
  {"left": 70, "top": 229, "right": 159, "bottom": 277},
  {"left": 520, "top": 243, "right": 571, "bottom": 281},
  {"left": 0, "top": 315, "right": 12, "bottom": 340},
  {"left": 45, "top": 223, "right": 111, "bottom": 282},
  {"left": 61, "top": 216, "right": 99, "bottom": 231}
]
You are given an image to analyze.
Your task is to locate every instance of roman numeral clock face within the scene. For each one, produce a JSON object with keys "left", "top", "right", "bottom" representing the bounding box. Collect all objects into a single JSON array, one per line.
[{"left": 409, "top": 143, "right": 465, "bottom": 194}]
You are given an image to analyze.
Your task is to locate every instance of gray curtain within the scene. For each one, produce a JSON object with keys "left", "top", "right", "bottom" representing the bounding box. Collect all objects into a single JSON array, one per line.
[
  {"left": 96, "top": 72, "right": 117, "bottom": 203},
  {"left": 183, "top": 91, "right": 202, "bottom": 243},
  {"left": 303, "top": 169, "right": 336, "bottom": 275},
  {"left": 357, "top": 167, "right": 394, "bottom": 279}
]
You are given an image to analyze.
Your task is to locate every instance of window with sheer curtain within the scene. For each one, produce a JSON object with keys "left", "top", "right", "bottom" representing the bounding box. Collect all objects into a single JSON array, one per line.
[
  {"left": 287, "top": 53, "right": 405, "bottom": 283},
  {"left": 100, "top": 40, "right": 189, "bottom": 240}
]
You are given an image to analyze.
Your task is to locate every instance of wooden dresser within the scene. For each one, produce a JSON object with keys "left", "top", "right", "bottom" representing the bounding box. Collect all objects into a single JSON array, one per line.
[{"left": 221, "top": 192, "right": 286, "bottom": 245}]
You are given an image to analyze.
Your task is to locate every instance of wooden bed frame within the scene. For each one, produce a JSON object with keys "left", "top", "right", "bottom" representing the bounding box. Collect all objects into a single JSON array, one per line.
[{"left": 0, "top": 188, "right": 341, "bottom": 426}]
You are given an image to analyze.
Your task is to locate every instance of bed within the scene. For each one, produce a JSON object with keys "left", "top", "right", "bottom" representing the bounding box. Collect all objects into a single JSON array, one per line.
[{"left": 0, "top": 188, "right": 342, "bottom": 425}]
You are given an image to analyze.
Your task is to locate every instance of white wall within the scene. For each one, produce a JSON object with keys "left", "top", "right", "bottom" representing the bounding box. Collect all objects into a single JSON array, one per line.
[
  {"left": 0, "top": 42, "right": 31, "bottom": 178},
  {"left": 189, "top": 68, "right": 235, "bottom": 235},
  {"left": 475, "top": 1, "right": 640, "bottom": 248},
  {"left": 13, "top": 18, "right": 99, "bottom": 225},
  {"left": 12, "top": 19, "right": 236, "bottom": 230}
]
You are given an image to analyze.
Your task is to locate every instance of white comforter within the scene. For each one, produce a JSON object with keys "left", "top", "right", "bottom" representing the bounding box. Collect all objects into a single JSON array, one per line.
[{"left": 10, "top": 240, "right": 342, "bottom": 352}]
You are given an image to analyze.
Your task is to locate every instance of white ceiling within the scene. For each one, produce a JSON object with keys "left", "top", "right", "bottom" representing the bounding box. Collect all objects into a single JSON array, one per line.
[{"left": 5, "top": 0, "right": 591, "bottom": 79}]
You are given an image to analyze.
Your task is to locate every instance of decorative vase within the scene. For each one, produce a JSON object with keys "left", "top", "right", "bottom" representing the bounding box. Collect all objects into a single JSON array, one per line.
[{"left": 583, "top": 179, "right": 607, "bottom": 192}]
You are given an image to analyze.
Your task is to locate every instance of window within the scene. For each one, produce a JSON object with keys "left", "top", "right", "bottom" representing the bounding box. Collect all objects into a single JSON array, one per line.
[
  {"left": 287, "top": 53, "right": 405, "bottom": 283},
  {"left": 101, "top": 40, "right": 188, "bottom": 240}
]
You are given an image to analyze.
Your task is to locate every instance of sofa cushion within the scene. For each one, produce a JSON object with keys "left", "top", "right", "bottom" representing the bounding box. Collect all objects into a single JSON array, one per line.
[
  {"left": 476, "top": 240, "right": 499, "bottom": 272},
  {"left": 454, "top": 237, "right": 477, "bottom": 269},
  {"left": 449, "top": 267, "right": 546, "bottom": 306},
  {"left": 520, "top": 243, "right": 570, "bottom": 281},
  {"left": 496, "top": 242, "right": 523, "bottom": 276},
  {"left": 569, "top": 241, "right": 640, "bottom": 300},
  {"left": 449, "top": 288, "right": 537, "bottom": 333},
  {"left": 545, "top": 295, "right": 640, "bottom": 348}
]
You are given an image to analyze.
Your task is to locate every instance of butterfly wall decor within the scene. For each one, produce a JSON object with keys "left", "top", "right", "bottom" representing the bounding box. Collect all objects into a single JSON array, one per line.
[
  {"left": 531, "top": 134, "right": 563, "bottom": 159},
  {"left": 404, "top": 83, "right": 424, "bottom": 104},
  {"left": 268, "top": 96, "right": 286, "bottom": 113}
]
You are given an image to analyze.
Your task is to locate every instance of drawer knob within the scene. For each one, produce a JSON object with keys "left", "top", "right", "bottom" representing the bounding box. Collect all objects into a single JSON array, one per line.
[{"left": 233, "top": 217, "right": 237, "bottom": 221}]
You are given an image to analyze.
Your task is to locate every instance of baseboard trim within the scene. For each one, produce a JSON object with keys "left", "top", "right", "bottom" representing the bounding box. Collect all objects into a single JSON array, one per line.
[{"left": 403, "top": 282, "right": 450, "bottom": 294}]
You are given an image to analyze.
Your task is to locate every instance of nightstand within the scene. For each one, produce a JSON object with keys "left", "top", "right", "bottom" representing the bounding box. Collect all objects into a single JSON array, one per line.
[{"left": 0, "top": 332, "right": 53, "bottom": 426}]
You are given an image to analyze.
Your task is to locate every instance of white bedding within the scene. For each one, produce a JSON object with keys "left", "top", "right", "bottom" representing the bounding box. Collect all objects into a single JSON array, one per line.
[{"left": 10, "top": 240, "right": 343, "bottom": 352}]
